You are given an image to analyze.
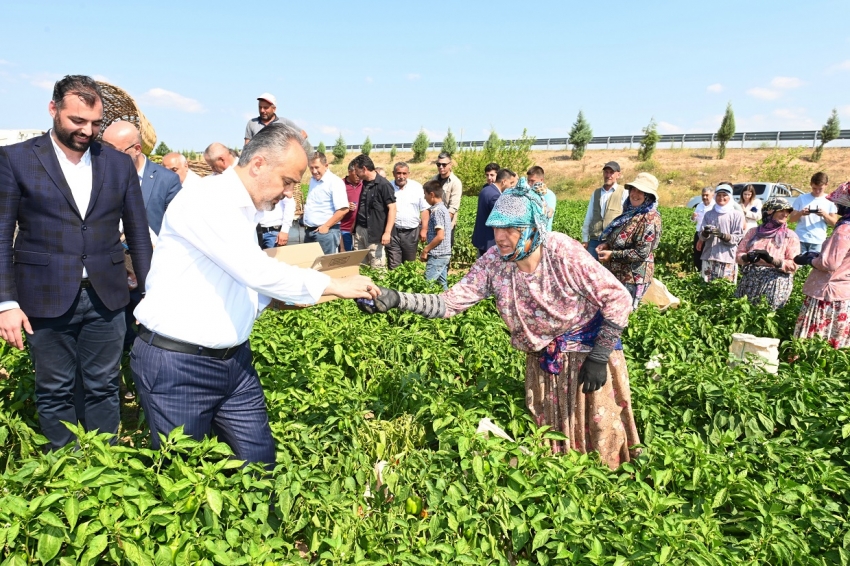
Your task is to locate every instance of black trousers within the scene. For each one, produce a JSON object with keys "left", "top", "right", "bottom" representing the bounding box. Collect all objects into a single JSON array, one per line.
[{"left": 386, "top": 226, "right": 420, "bottom": 269}]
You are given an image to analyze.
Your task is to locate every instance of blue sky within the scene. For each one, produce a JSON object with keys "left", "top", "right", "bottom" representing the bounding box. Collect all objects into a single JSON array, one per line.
[{"left": 1, "top": 0, "right": 848, "bottom": 151}]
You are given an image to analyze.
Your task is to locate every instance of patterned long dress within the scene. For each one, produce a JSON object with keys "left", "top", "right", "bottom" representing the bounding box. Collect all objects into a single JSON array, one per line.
[
  {"left": 602, "top": 210, "right": 662, "bottom": 310},
  {"left": 440, "top": 232, "right": 640, "bottom": 469},
  {"left": 734, "top": 226, "right": 800, "bottom": 310},
  {"left": 794, "top": 223, "right": 850, "bottom": 348}
]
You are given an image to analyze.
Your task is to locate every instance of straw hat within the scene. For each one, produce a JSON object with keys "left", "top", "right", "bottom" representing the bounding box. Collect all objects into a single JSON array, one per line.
[
  {"left": 96, "top": 81, "right": 157, "bottom": 155},
  {"left": 625, "top": 172, "right": 659, "bottom": 198}
]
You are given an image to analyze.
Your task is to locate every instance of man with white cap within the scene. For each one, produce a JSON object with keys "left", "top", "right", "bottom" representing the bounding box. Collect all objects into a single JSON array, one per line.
[{"left": 243, "top": 93, "right": 307, "bottom": 146}]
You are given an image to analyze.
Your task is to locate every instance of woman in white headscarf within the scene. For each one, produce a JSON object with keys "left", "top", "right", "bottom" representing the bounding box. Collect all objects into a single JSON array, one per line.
[{"left": 699, "top": 184, "right": 747, "bottom": 283}]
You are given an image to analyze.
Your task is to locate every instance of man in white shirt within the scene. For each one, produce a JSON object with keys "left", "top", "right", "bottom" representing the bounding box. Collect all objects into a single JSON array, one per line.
[
  {"left": 162, "top": 152, "right": 202, "bottom": 190},
  {"left": 203, "top": 142, "right": 238, "bottom": 175},
  {"left": 581, "top": 161, "right": 628, "bottom": 260},
  {"left": 789, "top": 172, "right": 839, "bottom": 254},
  {"left": 256, "top": 197, "right": 295, "bottom": 249},
  {"left": 691, "top": 186, "right": 714, "bottom": 270},
  {"left": 387, "top": 161, "right": 428, "bottom": 269},
  {"left": 302, "top": 152, "right": 349, "bottom": 255},
  {"left": 131, "top": 123, "right": 378, "bottom": 464}
]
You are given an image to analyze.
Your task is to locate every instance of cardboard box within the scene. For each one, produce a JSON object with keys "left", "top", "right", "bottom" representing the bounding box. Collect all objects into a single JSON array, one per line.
[{"left": 264, "top": 243, "right": 369, "bottom": 309}]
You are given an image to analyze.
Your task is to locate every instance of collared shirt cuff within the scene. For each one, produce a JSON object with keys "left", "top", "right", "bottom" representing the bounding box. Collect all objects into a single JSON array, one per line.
[
  {"left": 0, "top": 300, "right": 20, "bottom": 313},
  {"left": 301, "top": 270, "right": 333, "bottom": 304}
]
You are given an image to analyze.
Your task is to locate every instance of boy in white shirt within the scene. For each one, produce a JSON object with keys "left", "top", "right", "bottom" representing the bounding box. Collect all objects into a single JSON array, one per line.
[{"left": 790, "top": 172, "right": 838, "bottom": 254}]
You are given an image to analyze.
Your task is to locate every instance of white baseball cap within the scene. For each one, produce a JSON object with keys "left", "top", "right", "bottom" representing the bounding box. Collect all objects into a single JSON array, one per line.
[{"left": 257, "top": 93, "right": 277, "bottom": 106}]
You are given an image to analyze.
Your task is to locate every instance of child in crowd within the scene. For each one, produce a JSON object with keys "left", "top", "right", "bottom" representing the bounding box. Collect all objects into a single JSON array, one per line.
[
  {"left": 699, "top": 184, "right": 746, "bottom": 282},
  {"left": 421, "top": 180, "right": 453, "bottom": 289},
  {"left": 790, "top": 172, "right": 838, "bottom": 254}
]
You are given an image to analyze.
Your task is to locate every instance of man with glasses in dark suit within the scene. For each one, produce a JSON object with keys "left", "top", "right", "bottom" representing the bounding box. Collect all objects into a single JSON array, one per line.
[{"left": 0, "top": 75, "right": 153, "bottom": 450}]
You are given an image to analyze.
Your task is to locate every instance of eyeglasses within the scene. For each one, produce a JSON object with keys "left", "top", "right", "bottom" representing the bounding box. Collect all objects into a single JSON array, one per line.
[
  {"left": 123, "top": 143, "right": 139, "bottom": 153},
  {"left": 436, "top": 162, "right": 450, "bottom": 168}
]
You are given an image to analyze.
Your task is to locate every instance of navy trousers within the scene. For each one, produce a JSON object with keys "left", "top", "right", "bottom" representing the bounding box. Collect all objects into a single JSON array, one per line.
[
  {"left": 28, "top": 287, "right": 126, "bottom": 450},
  {"left": 130, "top": 338, "right": 276, "bottom": 464}
]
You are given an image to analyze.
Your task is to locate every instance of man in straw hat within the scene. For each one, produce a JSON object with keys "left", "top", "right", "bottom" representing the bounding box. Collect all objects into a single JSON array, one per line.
[{"left": 0, "top": 75, "right": 153, "bottom": 450}]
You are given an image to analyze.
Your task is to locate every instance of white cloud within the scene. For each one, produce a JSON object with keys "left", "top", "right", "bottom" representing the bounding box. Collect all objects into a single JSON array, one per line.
[
  {"left": 21, "top": 73, "right": 60, "bottom": 91},
  {"left": 658, "top": 121, "right": 684, "bottom": 134},
  {"left": 0, "top": 60, "right": 10, "bottom": 65},
  {"left": 137, "top": 88, "right": 204, "bottom": 113},
  {"left": 406, "top": 73, "right": 421, "bottom": 81},
  {"left": 838, "top": 105, "right": 850, "bottom": 117},
  {"left": 827, "top": 60, "right": 850, "bottom": 73},
  {"left": 319, "top": 125, "right": 340, "bottom": 136},
  {"left": 746, "top": 87, "right": 781, "bottom": 100},
  {"left": 706, "top": 83, "right": 723, "bottom": 93},
  {"left": 362, "top": 127, "right": 382, "bottom": 135},
  {"left": 365, "top": 76, "right": 373, "bottom": 84},
  {"left": 92, "top": 74, "right": 111, "bottom": 84},
  {"left": 770, "top": 76, "right": 802, "bottom": 89}
]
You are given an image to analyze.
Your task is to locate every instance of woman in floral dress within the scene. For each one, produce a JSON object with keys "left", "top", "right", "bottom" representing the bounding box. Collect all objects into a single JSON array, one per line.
[
  {"left": 794, "top": 181, "right": 850, "bottom": 349},
  {"left": 735, "top": 198, "right": 801, "bottom": 310},
  {"left": 358, "top": 179, "right": 640, "bottom": 469},
  {"left": 699, "top": 184, "right": 747, "bottom": 283},
  {"left": 596, "top": 172, "right": 663, "bottom": 310}
]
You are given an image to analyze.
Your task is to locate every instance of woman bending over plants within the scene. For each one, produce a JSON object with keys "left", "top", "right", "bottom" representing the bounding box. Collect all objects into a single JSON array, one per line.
[
  {"left": 735, "top": 197, "right": 800, "bottom": 310},
  {"left": 794, "top": 181, "right": 850, "bottom": 348},
  {"left": 358, "top": 179, "right": 640, "bottom": 470}
]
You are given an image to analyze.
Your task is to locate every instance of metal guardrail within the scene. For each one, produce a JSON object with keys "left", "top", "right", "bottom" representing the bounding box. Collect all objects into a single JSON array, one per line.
[{"left": 321, "top": 129, "right": 850, "bottom": 152}]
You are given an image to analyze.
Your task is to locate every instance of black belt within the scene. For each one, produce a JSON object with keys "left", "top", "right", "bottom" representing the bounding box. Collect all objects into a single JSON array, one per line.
[
  {"left": 305, "top": 223, "right": 340, "bottom": 233},
  {"left": 257, "top": 225, "right": 282, "bottom": 233},
  {"left": 395, "top": 226, "right": 419, "bottom": 232},
  {"left": 137, "top": 325, "right": 244, "bottom": 360}
]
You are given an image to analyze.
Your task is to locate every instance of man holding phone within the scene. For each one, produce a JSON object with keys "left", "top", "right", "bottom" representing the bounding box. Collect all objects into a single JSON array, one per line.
[{"left": 790, "top": 172, "right": 838, "bottom": 254}]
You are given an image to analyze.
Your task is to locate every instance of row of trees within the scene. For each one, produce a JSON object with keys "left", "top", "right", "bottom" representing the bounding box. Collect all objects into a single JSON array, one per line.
[{"left": 568, "top": 105, "right": 841, "bottom": 163}]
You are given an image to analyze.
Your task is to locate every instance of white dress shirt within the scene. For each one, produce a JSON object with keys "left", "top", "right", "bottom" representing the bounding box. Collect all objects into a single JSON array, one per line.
[
  {"left": 182, "top": 169, "right": 203, "bottom": 190},
  {"left": 693, "top": 202, "right": 714, "bottom": 232},
  {"left": 581, "top": 183, "right": 628, "bottom": 242},
  {"left": 303, "top": 170, "right": 348, "bottom": 227},
  {"left": 392, "top": 180, "right": 428, "bottom": 229},
  {"left": 134, "top": 168, "right": 330, "bottom": 348},
  {"left": 257, "top": 197, "right": 295, "bottom": 231}
]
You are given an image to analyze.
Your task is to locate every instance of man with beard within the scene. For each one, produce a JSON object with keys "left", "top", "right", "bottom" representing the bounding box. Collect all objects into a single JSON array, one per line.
[
  {"left": 131, "top": 123, "right": 378, "bottom": 463},
  {"left": 243, "top": 93, "right": 306, "bottom": 146},
  {"left": 0, "top": 75, "right": 153, "bottom": 450}
]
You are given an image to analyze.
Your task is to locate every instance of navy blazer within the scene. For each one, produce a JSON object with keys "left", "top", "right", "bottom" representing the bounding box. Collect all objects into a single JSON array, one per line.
[
  {"left": 0, "top": 133, "right": 153, "bottom": 318},
  {"left": 140, "top": 159, "right": 181, "bottom": 235},
  {"left": 472, "top": 183, "right": 501, "bottom": 250}
]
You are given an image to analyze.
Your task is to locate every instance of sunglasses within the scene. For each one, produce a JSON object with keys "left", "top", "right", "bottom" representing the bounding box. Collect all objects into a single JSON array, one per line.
[{"left": 436, "top": 162, "right": 450, "bottom": 168}]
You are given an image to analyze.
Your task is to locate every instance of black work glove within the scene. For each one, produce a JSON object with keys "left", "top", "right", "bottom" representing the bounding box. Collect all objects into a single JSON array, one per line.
[
  {"left": 356, "top": 287, "right": 399, "bottom": 314},
  {"left": 578, "top": 358, "right": 607, "bottom": 393},
  {"left": 745, "top": 251, "right": 760, "bottom": 264},
  {"left": 751, "top": 249, "right": 772, "bottom": 263},
  {"left": 717, "top": 232, "right": 732, "bottom": 243},
  {"left": 700, "top": 226, "right": 712, "bottom": 239},
  {"left": 793, "top": 251, "right": 820, "bottom": 266}
]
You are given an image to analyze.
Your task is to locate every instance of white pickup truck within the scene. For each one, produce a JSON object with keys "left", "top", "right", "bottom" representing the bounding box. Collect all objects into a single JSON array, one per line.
[{"left": 686, "top": 182, "right": 803, "bottom": 209}]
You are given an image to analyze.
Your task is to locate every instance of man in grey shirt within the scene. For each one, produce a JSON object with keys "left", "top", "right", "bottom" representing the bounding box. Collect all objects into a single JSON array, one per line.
[{"left": 243, "top": 93, "right": 307, "bottom": 146}]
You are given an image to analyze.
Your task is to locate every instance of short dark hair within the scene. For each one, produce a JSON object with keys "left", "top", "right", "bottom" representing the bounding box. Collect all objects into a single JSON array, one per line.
[
  {"left": 436, "top": 152, "right": 451, "bottom": 161},
  {"left": 495, "top": 168, "right": 515, "bottom": 183},
  {"left": 310, "top": 151, "right": 328, "bottom": 165},
  {"left": 484, "top": 162, "right": 500, "bottom": 174},
  {"left": 423, "top": 179, "right": 443, "bottom": 198},
  {"left": 351, "top": 154, "right": 375, "bottom": 171},
  {"left": 52, "top": 75, "right": 102, "bottom": 110},
  {"left": 527, "top": 165, "right": 545, "bottom": 178},
  {"left": 239, "top": 122, "right": 306, "bottom": 167},
  {"left": 812, "top": 172, "right": 828, "bottom": 185}
]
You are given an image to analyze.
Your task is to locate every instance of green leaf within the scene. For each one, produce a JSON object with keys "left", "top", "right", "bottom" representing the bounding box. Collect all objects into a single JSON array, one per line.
[
  {"left": 64, "top": 497, "right": 79, "bottom": 531},
  {"left": 712, "top": 488, "right": 727, "bottom": 509},
  {"left": 38, "top": 511, "right": 65, "bottom": 529},
  {"left": 471, "top": 455, "right": 484, "bottom": 483},
  {"left": 82, "top": 533, "right": 108, "bottom": 563},
  {"left": 512, "top": 522, "right": 530, "bottom": 552},
  {"left": 531, "top": 528, "right": 552, "bottom": 551},
  {"left": 206, "top": 487, "right": 223, "bottom": 517},
  {"left": 37, "top": 528, "right": 63, "bottom": 564}
]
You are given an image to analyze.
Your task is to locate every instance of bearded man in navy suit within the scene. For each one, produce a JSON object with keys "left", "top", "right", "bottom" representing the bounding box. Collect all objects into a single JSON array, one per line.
[{"left": 0, "top": 75, "right": 153, "bottom": 450}]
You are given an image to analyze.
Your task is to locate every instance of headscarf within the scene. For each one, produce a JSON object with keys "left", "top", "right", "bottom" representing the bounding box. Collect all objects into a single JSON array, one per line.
[
  {"left": 600, "top": 192, "right": 657, "bottom": 241},
  {"left": 712, "top": 184, "right": 736, "bottom": 214},
  {"left": 754, "top": 197, "right": 792, "bottom": 244},
  {"left": 486, "top": 177, "right": 548, "bottom": 261},
  {"left": 827, "top": 182, "right": 850, "bottom": 229}
]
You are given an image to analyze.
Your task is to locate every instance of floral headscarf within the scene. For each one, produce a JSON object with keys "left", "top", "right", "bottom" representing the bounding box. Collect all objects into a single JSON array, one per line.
[
  {"left": 486, "top": 177, "right": 548, "bottom": 261},
  {"left": 828, "top": 182, "right": 850, "bottom": 228}
]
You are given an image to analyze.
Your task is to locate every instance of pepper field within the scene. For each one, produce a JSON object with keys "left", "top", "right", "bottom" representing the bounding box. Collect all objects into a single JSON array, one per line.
[{"left": 0, "top": 199, "right": 848, "bottom": 565}]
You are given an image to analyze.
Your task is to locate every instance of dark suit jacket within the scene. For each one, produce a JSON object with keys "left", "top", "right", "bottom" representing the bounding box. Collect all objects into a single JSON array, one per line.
[
  {"left": 472, "top": 183, "right": 501, "bottom": 250},
  {"left": 140, "top": 159, "right": 181, "bottom": 234},
  {"left": 0, "top": 133, "right": 153, "bottom": 318}
]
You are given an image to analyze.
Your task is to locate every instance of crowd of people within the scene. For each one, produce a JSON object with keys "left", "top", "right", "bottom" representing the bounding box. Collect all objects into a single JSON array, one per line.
[{"left": 1, "top": 75, "right": 849, "bottom": 471}]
